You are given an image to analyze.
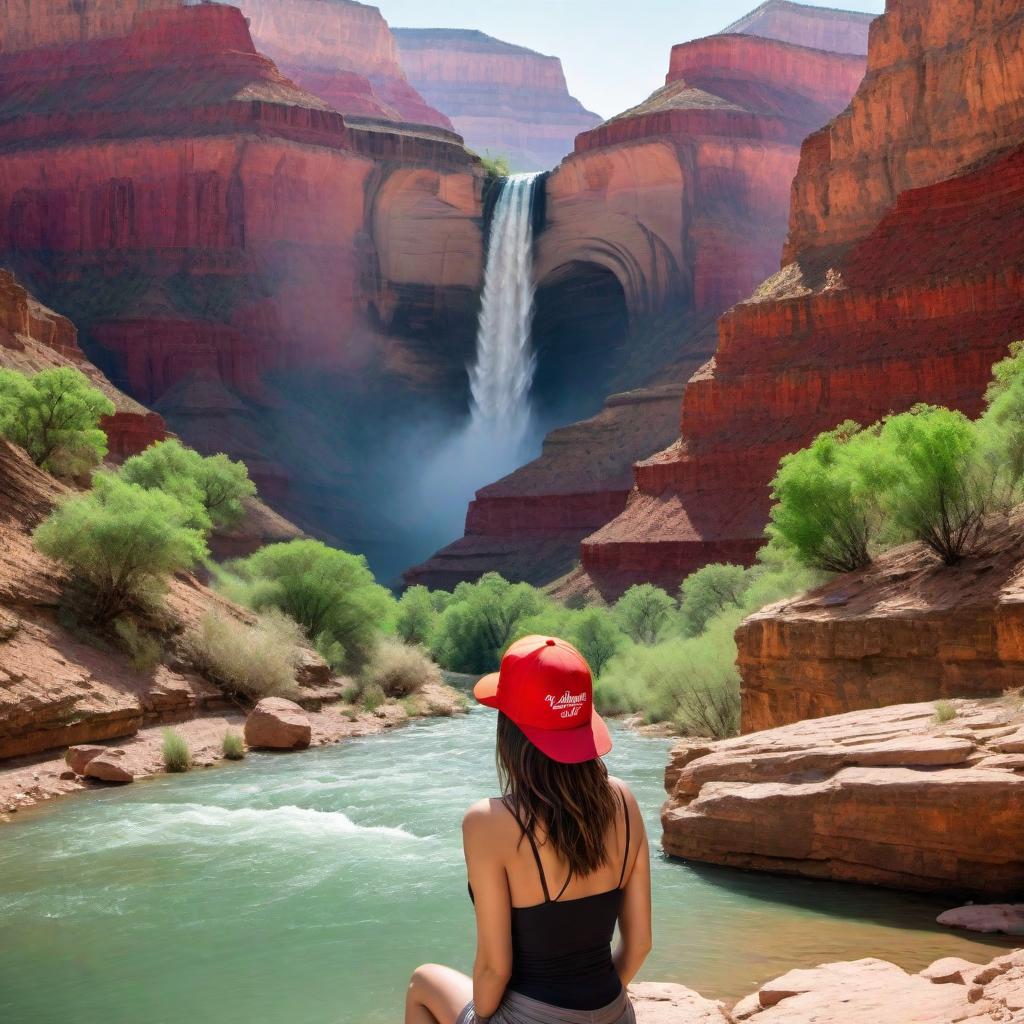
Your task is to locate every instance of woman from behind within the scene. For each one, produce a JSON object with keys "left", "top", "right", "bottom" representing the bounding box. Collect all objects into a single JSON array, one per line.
[{"left": 406, "top": 634, "right": 652, "bottom": 1024}]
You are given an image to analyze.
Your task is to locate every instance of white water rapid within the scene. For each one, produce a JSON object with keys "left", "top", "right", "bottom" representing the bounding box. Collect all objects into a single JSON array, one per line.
[{"left": 467, "top": 172, "right": 542, "bottom": 441}]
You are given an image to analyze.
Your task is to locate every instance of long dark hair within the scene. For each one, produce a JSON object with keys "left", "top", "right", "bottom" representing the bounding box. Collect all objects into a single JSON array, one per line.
[{"left": 496, "top": 712, "right": 618, "bottom": 879}]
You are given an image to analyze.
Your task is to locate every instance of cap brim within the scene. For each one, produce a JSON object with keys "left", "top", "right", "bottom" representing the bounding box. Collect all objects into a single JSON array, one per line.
[
  {"left": 473, "top": 672, "right": 501, "bottom": 708},
  {"left": 520, "top": 710, "right": 612, "bottom": 765}
]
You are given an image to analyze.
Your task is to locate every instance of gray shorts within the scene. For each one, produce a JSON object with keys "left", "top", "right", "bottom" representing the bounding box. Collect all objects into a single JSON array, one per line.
[{"left": 456, "top": 988, "right": 635, "bottom": 1024}]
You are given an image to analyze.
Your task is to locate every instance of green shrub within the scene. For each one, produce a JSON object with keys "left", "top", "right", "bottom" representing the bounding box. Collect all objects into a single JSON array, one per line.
[
  {"left": 340, "top": 681, "right": 361, "bottom": 705},
  {"left": 33, "top": 473, "right": 207, "bottom": 623},
  {"left": 679, "top": 564, "right": 752, "bottom": 636},
  {"left": 217, "top": 540, "right": 395, "bottom": 672},
  {"left": 878, "top": 406, "right": 992, "bottom": 565},
  {"left": 162, "top": 728, "right": 191, "bottom": 773},
  {"left": 361, "top": 683, "right": 386, "bottom": 713},
  {"left": 479, "top": 154, "right": 511, "bottom": 179},
  {"left": 0, "top": 367, "right": 114, "bottom": 477},
  {"left": 429, "top": 573, "right": 545, "bottom": 673},
  {"left": 113, "top": 617, "right": 162, "bottom": 672},
  {"left": 120, "top": 439, "right": 256, "bottom": 532},
  {"left": 395, "top": 585, "right": 437, "bottom": 645},
  {"left": 980, "top": 341, "right": 1024, "bottom": 498},
  {"left": 184, "top": 609, "right": 304, "bottom": 700},
  {"left": 361, "top": 637, "right": 441, "bottom": 698},
  {"left": 767, "top": 421, "right": 884, "bottom": 573},
  {"left": 222, "top": 731, "right": 246, "bottom": 760},
  {"left": 571, "top": 609, "right": 624, "bottom": 677},
  {"left": 613, "top": 584, "right": 675, "bottom": 645},
  {"left": 933, "top": 699, "right": 958, "bottom": 724}
]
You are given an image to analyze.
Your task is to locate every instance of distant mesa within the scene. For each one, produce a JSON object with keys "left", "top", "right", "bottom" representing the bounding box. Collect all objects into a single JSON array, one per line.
[
  {"left": 723, "top": 0, "right": 874, "bottom": 55},
  {"left": 394, "top": 27, "right": 602, "bottom": 172}
]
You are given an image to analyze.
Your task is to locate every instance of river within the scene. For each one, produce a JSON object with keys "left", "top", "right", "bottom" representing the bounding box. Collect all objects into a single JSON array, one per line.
[{"left": 0, "top": 709, "right": 1012, "bottom": 1024}]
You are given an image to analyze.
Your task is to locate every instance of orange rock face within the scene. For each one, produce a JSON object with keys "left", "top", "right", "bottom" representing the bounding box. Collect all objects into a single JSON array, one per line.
[
  {"left": 661, "top": 697, "right": 1024, "bottom": 895},
  {"left": 394, "top": 29, "right": 601, "bottom": 172},
  {"left": 236, "top": 0, "right": 453, "bottom": 130},
  {"left": 409, "top": 19, "right": 865, "bottom": 590},
  {"left": 0, "top": 2, "right": 485, "bottom": 570},
  {"left": 582, "top": 0, "right": 1024, "bottom": 598}
]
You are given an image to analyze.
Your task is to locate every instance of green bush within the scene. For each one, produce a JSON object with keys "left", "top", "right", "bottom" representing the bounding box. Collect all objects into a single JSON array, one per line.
[
  {"left": 183, "top": 609, "right": 304, "bottom": 700},
  {"left": 113, "top": 617, "right": 163, "bottom": 672},
  {"left": 0, "top": 367, "right": 114, "bottom": 477},
  {"left": 361, "top": 637, "right": 441, "bottom": 698},
  {"left": 162, "top": 728, "right": 191, "bottom": 773},
  {"left": 33, "top": 473, "right": 207, "bottom": 623},
  {"left": 878, "top": 406, "right": 992, "bottom": 565},
  {"left": 361, "top": 683, "right": 386, "bottom": 713},
  {"left": 679, "top": 563, "right": 752, "bottom": 636},
  {"left": 395, "top": 586, "right": 437, "bottom": 645},
  {"left": 222, "top": 731, "right": 246, "bottom": 760},
  {"left": 429, "top": 573, "right": 545, "bottom": 673},
  {"left": 933, "top": 699, "right": 958, "bottom": 724},
  {"left": 767, "top": 421, "right": 884, "bottom": 573},
  {"left": 479, "top": 154, "right": 511, "bottom": 179},
  {"left": 120, "top": 438, "right": 256, "bottom": 532},
  {"left": 613, "top": 584, "right": 675, "bottom": 645},
  {"left": 572, "top": 609, "right": 624, "bottom": 677},
  {"left": 217, "top": 540, "right": 395, "bottom": 672}
]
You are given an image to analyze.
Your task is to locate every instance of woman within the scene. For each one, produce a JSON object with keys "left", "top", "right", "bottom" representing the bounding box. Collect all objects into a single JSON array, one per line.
[{"left": 406, "top": 634, "right": 652, "bottom": 1024}]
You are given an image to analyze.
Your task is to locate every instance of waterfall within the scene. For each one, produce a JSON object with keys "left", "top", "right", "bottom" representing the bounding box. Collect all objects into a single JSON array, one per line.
[{"left": 467, "top": 172, "right": 541, "bottom": 442}]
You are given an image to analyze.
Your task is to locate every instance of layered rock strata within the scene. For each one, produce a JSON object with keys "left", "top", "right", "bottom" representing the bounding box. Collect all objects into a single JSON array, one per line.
[
  {"left": 0, "top": 1, "right": 484, "bottom": 576},
  {"left": 394, "top": 28, "right": 601, "bottom": 172},
  {"left": 661, "top": 697, "right": 1024, "bottom": 895},
  {"left": 737, "top": 509, "right": 1024, "bottom": 732},
  {"left": 408, "top": 18, "right": 866, "bottom": 590},
  {"left": 723, "top": 0, "right": 873, "bottom": 55},
  {"left": 236, "top": 0, "right": 453, "bottom": 130},
  {"left": 582, "top": 0, "right": 1024, "bottom": 597}
]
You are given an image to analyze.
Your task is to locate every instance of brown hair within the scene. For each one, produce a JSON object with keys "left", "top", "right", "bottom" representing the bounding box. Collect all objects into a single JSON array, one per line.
[{"left": 496, "top": 711, "right": 619, "bottom": 879}]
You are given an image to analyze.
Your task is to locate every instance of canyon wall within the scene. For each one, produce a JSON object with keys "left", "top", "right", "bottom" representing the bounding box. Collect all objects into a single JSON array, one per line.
[
  {"left": 407, "top": 12, "right": 866, "bottom": 591},
  {"left": 724, "top": 0, "right": 872, "bottom": 55},
  {"left": 581, "top": 0, "right": 1024, "bottom": 598},
  {"left": 0, "top": 1, "right": 485, "bottom": 579},
  {"left": 235, "top": 0, "right": 453, "bottom": 130},
  {"left": 394, "top": 29, "right": 601, "bottom": 172}
]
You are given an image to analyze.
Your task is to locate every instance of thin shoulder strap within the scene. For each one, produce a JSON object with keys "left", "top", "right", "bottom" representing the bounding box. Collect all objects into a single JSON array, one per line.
[
  {"left": 617, "top": 788, "right": 632, "bottom": 889},
  {"left": 504, "top": 797, "right": 552, "bottom": 903}
]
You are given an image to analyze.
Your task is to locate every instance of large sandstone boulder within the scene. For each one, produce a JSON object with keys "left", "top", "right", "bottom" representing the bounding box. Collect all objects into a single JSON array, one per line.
[
  {"left": 939, "top": 905, "right": 1024, "bottom": 936},
  {"left": 83, "top": 751, "right": 134, "bottom": 784},
  {"left": 244, "top": 698, "right": 311, "bottom": 751},
  {"left": 662, "top": 697, "right": 1024, "bottom": 894},
  {"left": 629, "top": 982, "right": 729, "bottom": 1024},
  {"left": 65, "top": 745, "right": 107, "bottom": 776}
]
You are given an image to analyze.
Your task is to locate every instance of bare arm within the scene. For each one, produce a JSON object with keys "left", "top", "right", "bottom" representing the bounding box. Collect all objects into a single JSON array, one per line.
[
  {"left": 463, "top": 801, "right": 513, "bottom": 1017},
  {"left": 613, "top": 788, "right": 652, "bottom": 987}
]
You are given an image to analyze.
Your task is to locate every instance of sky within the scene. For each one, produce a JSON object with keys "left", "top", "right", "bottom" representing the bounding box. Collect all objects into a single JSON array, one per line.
[{"left": 376, "top": 0, "right": 885, "bottom": 119}]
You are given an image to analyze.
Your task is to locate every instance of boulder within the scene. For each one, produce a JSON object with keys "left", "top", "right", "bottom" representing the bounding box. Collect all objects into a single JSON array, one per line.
[
  {"left": 65, "top": 745, "right": 107, "bottom": 776},
  {"left": 938, "top": 905, "right": 1024, "bottom": 936},
  {"left": 244, "top": 698, "right": 312, "bottom": 751},
  {"left": 629, "top": 982, "right": 730, "bottom": 1024},
  {"left": 83, "top": 751, "right": 134, "bottom": 784}
]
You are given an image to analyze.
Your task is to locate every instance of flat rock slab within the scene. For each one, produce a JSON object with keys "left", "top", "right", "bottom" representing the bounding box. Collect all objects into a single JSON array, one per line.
[
  {"left": 629, "top": 982, "right": 730, "bottom": 1024},
  {"left": 939, "top": 905, "right": 1024, "bottom": 936}
]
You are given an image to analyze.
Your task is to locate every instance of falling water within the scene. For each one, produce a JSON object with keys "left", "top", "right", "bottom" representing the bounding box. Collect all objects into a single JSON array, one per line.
[{"left": 468, "top": 172, "right": 542, "bottom": 442}]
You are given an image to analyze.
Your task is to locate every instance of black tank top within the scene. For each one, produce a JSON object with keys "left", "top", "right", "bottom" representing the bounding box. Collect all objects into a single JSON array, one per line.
[{"left": 468, "top": 788, "right": 632, "bottom": 1011}]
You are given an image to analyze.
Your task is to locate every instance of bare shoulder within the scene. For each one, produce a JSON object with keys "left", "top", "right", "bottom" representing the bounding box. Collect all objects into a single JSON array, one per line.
[
  {"left": 609, "top": 776, "right": 646, "bottom": 828},
  {"left": 462, "top": 797, "right": 517, "bottom": 840}
]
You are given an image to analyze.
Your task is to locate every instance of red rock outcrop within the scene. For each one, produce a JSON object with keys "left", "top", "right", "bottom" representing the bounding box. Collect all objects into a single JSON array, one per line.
[
  {"left": 737, "top": 509, "right": 1024, "bottom": 732},
  {"left": 582, "top": 0, "right": 1024, "bottom": 598},
  {"left": 235, "top": 0, "right": 453, "bottom": 130},
  {"left": 243, "top": 696, "right": 312, "bottom": 750},
  {"left": 661, "top": 696, "right": 1024, "bottom": 895},
  {"left": 408, "top": 17, "right": 866, "bottom": 590},
  {"left": 394, "top": 29, "right": 601, "bottom": 172},
  {"left": 0, "top": 1, "right": 484, "bottom": 576},
  {"left": 723, "top": 0, "right": 873, "bottom": 55}
]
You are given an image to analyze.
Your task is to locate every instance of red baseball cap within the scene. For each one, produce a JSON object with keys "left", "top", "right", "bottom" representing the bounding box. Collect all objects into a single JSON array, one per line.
[{"left": 473, "top": 635, "right": 612, "bottom": 764}]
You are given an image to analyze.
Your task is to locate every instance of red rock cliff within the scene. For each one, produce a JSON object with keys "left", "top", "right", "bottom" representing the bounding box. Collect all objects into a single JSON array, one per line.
[
  {"left": 0, "top": 2, "right": 484, "bottom": 576},
  {"left": 581, "top": 0, "right": 1024, "bottom": 598},
  {"left": 407, "top": 20, "right": 866, "bottom": 590},
  {"left": 394, "top": 29, "right": 601, "bottom": 173},
  {"left": 235, "top": 0, "right": 452, "bottom": 130}
]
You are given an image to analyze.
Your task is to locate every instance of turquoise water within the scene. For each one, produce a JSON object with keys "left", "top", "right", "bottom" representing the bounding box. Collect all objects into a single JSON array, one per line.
[{"left": 0, "top": 709, "right": 1013, "bottom": 1024}]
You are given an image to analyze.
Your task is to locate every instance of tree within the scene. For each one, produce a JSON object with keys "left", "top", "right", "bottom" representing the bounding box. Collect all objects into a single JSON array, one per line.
[
  {"left": 221, "top": 539, "right": 396, "bottom": 671},
  {"left": 878, "top": 406, "right": 992, "bottom": 565},
  {"left": 429, "top": 573, "right": 545, "bottom": 673},
  {"left": 33, "top": 473, "right": 207, "bottom": 623},
  {"left": 613, "top": 584, "right": 675, "bottom": 645},
  {"left": 395, "top": 585, "right": 438, "bottom": 645},
  {"left": 0, "top": 367, "right": 113, "bottom": 476},
  {"left": 572, "top": 610, "right": 624, "bottom": 677},
  {"left": 979, "top": 341, "right": 1024, "bottom": 501},
  {"left": 120, "top": 438, "right": 255, "bottom": 532},
  {"left": 767, "top": 421, "right": 882, "bottom": 573},
  {"left": 679, "top": 563, "right": 752, "bottom": 637}
]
